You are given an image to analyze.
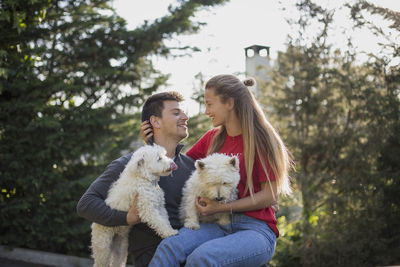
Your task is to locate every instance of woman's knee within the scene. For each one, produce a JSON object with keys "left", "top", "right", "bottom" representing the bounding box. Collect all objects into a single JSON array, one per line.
[
  {"left": 186, "top": 245, "right": 218, "bottom": 266},
  {"left": 157, "top": 235, "right": 180, "bottom": 254},
  {"left": 185, "top": 237, "right": 274, "bottom": 267}
]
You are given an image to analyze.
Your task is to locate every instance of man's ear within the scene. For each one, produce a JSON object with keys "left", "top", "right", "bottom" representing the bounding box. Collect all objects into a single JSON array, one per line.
[{"left": 149, "top": 115, "right": 161, "bottom": 129}]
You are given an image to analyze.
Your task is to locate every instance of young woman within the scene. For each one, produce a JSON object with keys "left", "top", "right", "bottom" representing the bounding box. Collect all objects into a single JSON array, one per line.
[{"left": 143, "top": 74, "right": 292, "bottom": 267}]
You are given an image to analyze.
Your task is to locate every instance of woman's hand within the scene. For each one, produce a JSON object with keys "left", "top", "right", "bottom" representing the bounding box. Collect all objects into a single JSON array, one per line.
[
  {"left": 140, "top": 120, "right": 153, "bottom": 144},
  {"left": 270, "top": 199, "right": 279, "bottom": 212},
  {"left": 195, "top": 197, "right": 226, "bottom": 216}
]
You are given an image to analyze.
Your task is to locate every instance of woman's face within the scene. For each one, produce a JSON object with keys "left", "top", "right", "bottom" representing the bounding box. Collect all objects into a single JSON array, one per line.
[{"left": 204, "top": 88, "right": 232, "bottom": 127}]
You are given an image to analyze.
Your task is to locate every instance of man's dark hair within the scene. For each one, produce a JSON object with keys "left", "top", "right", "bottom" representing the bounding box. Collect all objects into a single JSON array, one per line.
[{"left": 141, "top": 91, "right": 184, "bottom": 122}]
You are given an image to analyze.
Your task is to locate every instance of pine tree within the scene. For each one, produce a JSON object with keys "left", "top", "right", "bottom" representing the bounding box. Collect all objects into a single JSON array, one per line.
[{"left": 0, "top": 0, "right": 227, "bottom": 255}]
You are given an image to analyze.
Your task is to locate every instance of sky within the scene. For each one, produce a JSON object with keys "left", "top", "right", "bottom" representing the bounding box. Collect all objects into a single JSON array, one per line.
[{"left": 112, "top": 0, "right": 400, "bottom": 116}]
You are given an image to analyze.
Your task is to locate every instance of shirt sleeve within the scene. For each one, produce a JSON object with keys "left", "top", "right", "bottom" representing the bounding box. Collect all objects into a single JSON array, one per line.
[
  {"left": 76, "top": 158, "right": 128, "bottom": 226},
  {"left": 186, "top": 129, "right": 217, "bottom": 160},
  {"left": 254, "top": 154, "right": 276, "bottom": 183}
]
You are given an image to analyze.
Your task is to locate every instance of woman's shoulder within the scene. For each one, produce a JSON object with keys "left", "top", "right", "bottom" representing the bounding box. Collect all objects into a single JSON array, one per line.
[
  {"left": 205, "top": 128, "right": 219, "bottom": 137},
  {"left": 199, "top": 128, "right": 220, "bottom": 143},
  {"left": 186, "top": 128, "right": 219, "bottom": 159}
]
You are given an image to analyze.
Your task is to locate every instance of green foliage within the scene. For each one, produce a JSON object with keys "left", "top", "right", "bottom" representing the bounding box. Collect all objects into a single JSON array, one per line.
[
  {"left": 183, "top": 113, "right": 212, "bottom": 152},
  {"left": 270, "top": 217, "right": 302, "bottom": 267},
  {"left": 184, "top": 72, "right": 212, "bottom": 150},
  {"left": 0, "top": 0, "right": 228, "bottom": 256},
  {"left": 261, "top": 0, "right": 400, "bottom": 266},
  {"left": 190, "top": 72, "right": 206, "bottom": 115}
]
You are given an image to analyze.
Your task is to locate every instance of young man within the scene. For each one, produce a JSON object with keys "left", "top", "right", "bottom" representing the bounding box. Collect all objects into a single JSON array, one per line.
[{"left": 76, "top": 92, "right": 195, "bottom": 267}]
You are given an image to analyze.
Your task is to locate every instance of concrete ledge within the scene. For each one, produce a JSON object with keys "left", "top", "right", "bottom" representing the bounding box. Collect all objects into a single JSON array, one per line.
[{"left": 0, "top": 246, "right": 134, "bottom": 267}]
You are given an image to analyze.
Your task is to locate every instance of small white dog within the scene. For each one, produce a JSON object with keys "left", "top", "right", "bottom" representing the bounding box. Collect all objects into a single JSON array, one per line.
[
  {"left": 180, "top": 153, "right": 240, "bottom": 230},
  {"left": 91, "top": 144, "right": 178, "bottom": 267}
]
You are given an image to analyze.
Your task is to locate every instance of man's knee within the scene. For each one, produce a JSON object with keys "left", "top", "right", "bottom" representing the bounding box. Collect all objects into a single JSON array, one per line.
[{"left": 133, "top": 252, "right": 153, "bottom": 267}]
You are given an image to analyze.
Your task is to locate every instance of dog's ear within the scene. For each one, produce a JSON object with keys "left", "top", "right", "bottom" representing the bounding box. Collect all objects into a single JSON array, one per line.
[
  {"left": 229, "top": 157, "right": 237, "bottom": 168},
  {"left": 196, "top": 160, "right": 205, "bottom": 170},
  {"left": 137, "top": 158, "right": 144, "bottom": 168}
]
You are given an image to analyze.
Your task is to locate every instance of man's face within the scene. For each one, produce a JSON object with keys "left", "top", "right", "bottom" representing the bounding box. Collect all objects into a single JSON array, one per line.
[{"left": 154, "top": 100, "right": 188, "bottom": 141}]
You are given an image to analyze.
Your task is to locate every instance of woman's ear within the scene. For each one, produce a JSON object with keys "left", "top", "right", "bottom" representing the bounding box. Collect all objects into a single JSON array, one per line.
[
  {"left": 227, "top": 97, "right": 235, "bottom": 111},
  {"left": 149, "top": 115, "right": 160, "bottom": 129}
]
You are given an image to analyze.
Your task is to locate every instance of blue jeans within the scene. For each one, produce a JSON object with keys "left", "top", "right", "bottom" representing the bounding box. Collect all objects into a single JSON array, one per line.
[{"left": 148, "top": 213, "right": 276, "bottom": 267}]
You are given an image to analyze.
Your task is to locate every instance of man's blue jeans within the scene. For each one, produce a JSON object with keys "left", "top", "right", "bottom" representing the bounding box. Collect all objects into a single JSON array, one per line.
[{"left": 149, "top": 213, "right": 277, "bottom": 267}]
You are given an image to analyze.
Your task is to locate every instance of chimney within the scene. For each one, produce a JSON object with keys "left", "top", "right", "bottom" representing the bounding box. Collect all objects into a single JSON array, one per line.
[{"left": 244, "top": 45, "right": 271, "bottom": 97}]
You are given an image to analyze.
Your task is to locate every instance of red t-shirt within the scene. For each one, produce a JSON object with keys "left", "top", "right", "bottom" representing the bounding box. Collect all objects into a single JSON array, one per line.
[{"left": 186, "top": 128, "right": 279, "bottom": 237}]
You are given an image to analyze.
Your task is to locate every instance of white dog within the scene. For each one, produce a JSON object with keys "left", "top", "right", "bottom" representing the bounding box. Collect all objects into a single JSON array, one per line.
[
  {"left": 180, "top": 153, "right": 240, "bottom": 230},
  {"left": 91, "top": 144, "right": 178, "bottom": 267}
]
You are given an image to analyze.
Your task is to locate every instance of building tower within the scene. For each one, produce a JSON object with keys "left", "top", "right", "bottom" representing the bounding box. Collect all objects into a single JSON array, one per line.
[{"left": 244, "top": 44, "right": 271, "bottom": 97}]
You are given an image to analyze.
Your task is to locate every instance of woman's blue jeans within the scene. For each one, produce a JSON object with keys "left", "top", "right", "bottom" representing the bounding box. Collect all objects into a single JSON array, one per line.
[{"left": 148, "top": 213, "right": 277, "bottom": 267}]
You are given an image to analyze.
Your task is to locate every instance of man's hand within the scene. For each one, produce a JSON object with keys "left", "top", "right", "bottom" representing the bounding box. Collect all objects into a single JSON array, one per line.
[
  {"left": 127, "top": 194, "right": 141, "bottom": 225},
  {"left": 140, "top": 120, "right": 153, "bottom": 144}
]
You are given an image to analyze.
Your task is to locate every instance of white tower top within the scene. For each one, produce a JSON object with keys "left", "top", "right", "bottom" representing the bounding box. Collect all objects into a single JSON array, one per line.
[{"left": 245, "top": 45, "right": 271, "bottom": 97}]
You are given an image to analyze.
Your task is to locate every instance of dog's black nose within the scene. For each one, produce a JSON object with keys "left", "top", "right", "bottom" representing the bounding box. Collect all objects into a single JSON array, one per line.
[{"left": 215, "top": 197, "right": 224, "bottom": 202}]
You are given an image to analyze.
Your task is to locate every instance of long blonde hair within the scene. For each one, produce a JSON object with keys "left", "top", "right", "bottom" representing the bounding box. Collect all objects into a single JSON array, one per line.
[{"left": 206, "top": 74, "right": 292, "bottom": 199}]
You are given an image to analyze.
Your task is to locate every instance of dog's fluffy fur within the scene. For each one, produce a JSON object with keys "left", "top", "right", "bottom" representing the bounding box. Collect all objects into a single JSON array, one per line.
[
  {"left": 180, "top": 153, "right": 240, "bottom": 230},
  {"left": 91, "top": 144, "right": 178, "bottom": 267}
]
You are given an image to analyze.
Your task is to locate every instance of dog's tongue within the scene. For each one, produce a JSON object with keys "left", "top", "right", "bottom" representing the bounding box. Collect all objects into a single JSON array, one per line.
[{"left": 170, "top": 162, "right": 178, "bottom": 171}]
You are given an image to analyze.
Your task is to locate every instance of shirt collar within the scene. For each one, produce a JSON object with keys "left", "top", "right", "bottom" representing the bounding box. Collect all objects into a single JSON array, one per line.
[
  {"left": 151, "top": 143, "right": 184, "bottom": 158},
  {"left": 175, "top": 143, "right": 184, "bottom": 155}
]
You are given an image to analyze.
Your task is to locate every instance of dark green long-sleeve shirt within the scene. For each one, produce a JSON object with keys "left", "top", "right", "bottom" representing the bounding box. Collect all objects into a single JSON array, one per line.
[{"left": 76, "top": 144, "right": 195, "bottom": 266}]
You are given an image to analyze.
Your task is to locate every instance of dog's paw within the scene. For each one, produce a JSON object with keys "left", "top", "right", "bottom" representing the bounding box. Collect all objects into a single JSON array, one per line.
[
  {"left": 218, "top": 216, "right": 231, "bottom": 226},
  {"left": 184, "top": 221, "right": 200, "bottom": 230},
  {"left": 161, "top": 229, "right": 178, "bottom": 238}
]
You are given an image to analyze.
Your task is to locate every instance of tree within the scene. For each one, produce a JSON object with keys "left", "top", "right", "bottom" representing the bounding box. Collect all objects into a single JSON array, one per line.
[
  {"left": 184, "top": 72, "right": 211, "bottom": 151},
  {"left": 263, "top": 0, "right": 400, "bottom": 266},
  {"left": 191, "top": 72, "right": 206, "bottom": 114},
  {"left": 0, "top": 0, "right": 227, "bottom": 255}
]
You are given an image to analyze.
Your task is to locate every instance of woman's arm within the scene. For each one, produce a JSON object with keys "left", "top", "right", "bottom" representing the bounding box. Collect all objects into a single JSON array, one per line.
[{"left": 196, "top": 180, "right": 278, "bottom": 216}]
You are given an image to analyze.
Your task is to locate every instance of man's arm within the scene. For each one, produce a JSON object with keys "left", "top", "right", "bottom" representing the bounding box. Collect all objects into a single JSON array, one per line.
[{"left": 76, "top": 158, "right": 129, "bottom": 226}]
